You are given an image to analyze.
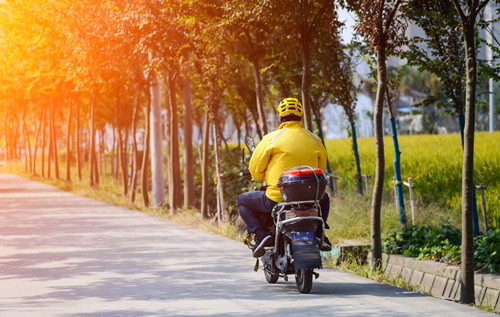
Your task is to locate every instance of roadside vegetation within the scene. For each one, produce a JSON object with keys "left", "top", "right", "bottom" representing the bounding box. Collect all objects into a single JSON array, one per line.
[
  {"left": 326, "top": 131, "right": 500, "bottom": 275},
  {"left": 327, "top": 131, "right": 500, "bottom": 228},
  {"left": 384, "top": 225, "right": 500, "bottom": 273}
]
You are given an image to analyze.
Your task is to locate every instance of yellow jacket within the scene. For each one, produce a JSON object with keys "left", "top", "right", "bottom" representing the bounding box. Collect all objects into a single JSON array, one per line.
[{"left": 249, "top": 121, "right": 328, "bottom": 202}]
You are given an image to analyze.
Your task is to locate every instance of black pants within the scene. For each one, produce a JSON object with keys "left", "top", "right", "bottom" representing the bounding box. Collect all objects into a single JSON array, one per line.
[{"left": 236, "top": 192, "right": 330, "bottom": 234}]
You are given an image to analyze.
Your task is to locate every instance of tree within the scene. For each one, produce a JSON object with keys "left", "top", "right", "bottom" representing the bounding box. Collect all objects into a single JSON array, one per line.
[
  {"left": 403, "top": 0, "right": 482, "bottom": 236},
  {"left": 451, "top": 0, "right": 489, "bottom": 305},
  {"left": 65, "top": 97, "right": 73, "bottom": 181},
  {"left": 342, "top": 0, "right": 405, "bottom": 269},
  {"left": 138, "top": 0, "right": 190, "bottom": 213},
  {"left": 149, "top": 69, "right": 166, "bottom": 207},
  {"left": 141, "top": 87, "right": 152, "bottom": 207},
  {"left": 166, "top": 71, "right": 182, "bottom": 213},
  {"left": 89, "top": 93, "right": 99, "bottom": 187},
  {"left": 186, "top": 0, "right": 231, "bottom": 219},
  {"left": 182, "top": 76, "right": 195, "bottom": 209}
]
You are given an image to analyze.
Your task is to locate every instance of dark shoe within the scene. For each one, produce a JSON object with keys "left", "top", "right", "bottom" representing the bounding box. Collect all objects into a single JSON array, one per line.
[
  {"left": 318, "top": 236, "right": 332, "bottom": 252},
  {"left": 253, "top": 235, "right": 273, "bottom": 258}
]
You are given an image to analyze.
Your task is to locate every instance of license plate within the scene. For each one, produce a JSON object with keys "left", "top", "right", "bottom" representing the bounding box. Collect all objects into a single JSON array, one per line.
[{"left": 293, "top": 231, "right": 314, "bottom": 241}]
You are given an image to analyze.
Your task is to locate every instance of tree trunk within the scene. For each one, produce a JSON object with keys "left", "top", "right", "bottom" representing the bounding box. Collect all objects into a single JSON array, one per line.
[
  {"left": 51, "top": 101, "right": 60, "bottom": 179},
  {"left": 117, "top": 127, "right": 128, "bottom": 196},
  {"left": 109, "top": 128, "right": 114, "bottom": 177},
  {"left": 301, "top": 40, "right": 314, "bottom": 131},
  {"left": 249, "top": 107, "right": 263, "bottom": 140},
  {"left": 112, "top": 91, "right": 128, "bottom": 195},
  {"left": 98, "top": 130, "right": 103, "bottom": 177},
  {"left": 141, "top": 89, "right": 151, "bottom": 207},
  {"left": 124, "top": 128, "right": 129, "bottom": 182},
  {"left": 32, "top": 107, "right": 43, "bottom": 175},
  {"left": 130, "top": 95, "right": 140, "bottom": 204},
  {"left": 150, "top": 71, "right": 165, "bottom": 207},
  {"left": 457, "top": 115, "right": 481, "bottom": 236},
  {"left": 22, "top": 114, "right": 32, "bottom": 174},
  {"left": 371, "top": 43, "right": 387, "bottom": 271},
  {"left": 213, "top": 123, "right": 225, "bottom": 224},
  {"left": 21, "top": 110, "right": 27, "bottom": 171},
  {"left": 89, "top": 93, "right": 97, "bottom": 187},
  {"left": 66, "top": 99, "right": 72, "bottom": 182},
  {"left": 14, "top": 111, "right": 20, "bottom": 159},
  {"left": 76, "top": 98, "right": 82, "bottom": 182},
  {"left": 47, "top": 105, "right": 53, "bottom": 179},
  {"left": 450, "top": 0, "right": 488, "bottom": 303},
  {"left": 236, "top": 121, "right": 242, "bottom": 150},
  {"left": 182, "top": 77, "right": 195, "bottom": 209},
  {"left": 251, "top": 59, "right": 268, "bottom": 135},
  {"left": 41, "top": 105, "right": 47, "bottom": 178},
  {"left": 201, "top": 114, "right": 210, "bottom": 219},
  {"left": 94, "top": 133, "right": 99, "bottom": 184},
  {"left": 113, "top": 127, "right": 118, "bottom": 178},
  {"left": 167, "top": 72, "right": 182, "bottom": 213},
  {"left": 460, "top": 20, "right": 477, "bottom": 306}
]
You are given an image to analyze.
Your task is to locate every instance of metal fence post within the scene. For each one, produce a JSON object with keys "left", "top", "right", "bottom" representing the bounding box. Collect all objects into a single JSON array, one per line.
[
  {"left": 398, "top": 177, "right": 416, "bottom": 225},
  {"left": 326, "top": 171, "right": 341, "bottom": 197},
  {"left": 362, "top": 174, "right": 371, "bottom": 195},
  {"left": 475, "top": 183, "right": 489, "bottom": 232},
  {"left": 333, "top": 170, "right": 339, "bottom": 197},
  {"left": 407, "top": 178, "right": 415, "bottom": 225}
]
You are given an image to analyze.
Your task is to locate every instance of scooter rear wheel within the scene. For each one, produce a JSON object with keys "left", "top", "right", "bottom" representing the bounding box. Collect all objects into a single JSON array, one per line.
[{"left": 295, "top": 268, "right": 313, "bottom": 293}]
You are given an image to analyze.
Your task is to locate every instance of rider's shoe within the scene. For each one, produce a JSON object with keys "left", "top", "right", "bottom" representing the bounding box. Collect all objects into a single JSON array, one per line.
[
  {"left": 253, "top": 232, "right": 273, "bottom": 258},
  {"left": 318, "top": 236, "right": 333, "bottom": 252}
]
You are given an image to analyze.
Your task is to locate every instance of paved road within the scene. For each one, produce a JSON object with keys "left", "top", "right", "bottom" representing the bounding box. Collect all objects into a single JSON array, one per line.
[{"left": 0, "top": 173, "right": 494, "bottom": 316}]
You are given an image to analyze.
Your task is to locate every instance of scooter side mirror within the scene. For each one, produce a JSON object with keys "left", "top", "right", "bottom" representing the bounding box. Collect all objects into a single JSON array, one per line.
[{"left": 245, "top": 135, "right": 255, "bottom": 153}]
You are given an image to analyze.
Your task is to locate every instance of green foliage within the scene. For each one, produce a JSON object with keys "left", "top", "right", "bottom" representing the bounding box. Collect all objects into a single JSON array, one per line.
[
  {"left": 401, "top": 0, "right": 466, "bottom": 115},
  {"left": 383, "top": 225, "right": 500, "bottom": 273},
  {"left": 474, "top": 228, "right": 500, "bottom": 273},
  {"left": 191, "top": 144, "right": 253, "bottom": 218},
  {"left": 383, "top": 224, "right": 461, "bottom": 264},
  {"left": 219, "top": 146, "right": 255, "bottom": 217}
]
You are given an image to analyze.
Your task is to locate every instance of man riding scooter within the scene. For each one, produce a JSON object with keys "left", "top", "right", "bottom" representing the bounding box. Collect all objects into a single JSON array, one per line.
[{"left": 237, "top": 97, "right": 332, "bottom": 258}]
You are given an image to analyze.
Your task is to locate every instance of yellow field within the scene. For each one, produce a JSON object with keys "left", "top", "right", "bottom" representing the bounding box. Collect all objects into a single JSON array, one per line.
[{"left": 325, "top": 131, "right": 500, "bottom": 228}]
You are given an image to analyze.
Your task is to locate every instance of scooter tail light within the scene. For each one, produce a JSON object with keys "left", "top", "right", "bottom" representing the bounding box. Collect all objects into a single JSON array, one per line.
[
  {"left": 284, "top": 209, "right": 318, "bottom": 220},
  {"left": 283, "top": 168, "right": 324, "bottom": 176}
]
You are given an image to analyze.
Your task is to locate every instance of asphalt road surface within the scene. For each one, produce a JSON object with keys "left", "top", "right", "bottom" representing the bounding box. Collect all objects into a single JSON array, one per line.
[{"left": 0, "top": 173, "right": 495, "bottom": 316}]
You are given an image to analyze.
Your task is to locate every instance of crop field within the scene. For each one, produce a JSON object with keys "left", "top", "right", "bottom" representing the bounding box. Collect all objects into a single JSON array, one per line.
[{"left": 325, "top": 131, "right": 500, "bottom": 229}]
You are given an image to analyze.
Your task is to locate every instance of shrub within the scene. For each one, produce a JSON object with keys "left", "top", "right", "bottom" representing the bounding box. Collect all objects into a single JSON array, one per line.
[
  {"left": 383, "top": 223, "right": 461, "bottom": 263},
  {"left": 383, "top": 224, "right": 500, "bottom": 273},
  {"left": 474, "top": 228, "right": 500, "bottom": 273}
]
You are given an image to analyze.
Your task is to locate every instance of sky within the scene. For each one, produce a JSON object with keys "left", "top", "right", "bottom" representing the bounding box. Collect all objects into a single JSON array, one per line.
[{"left": 338, "top": 7, "right": 356, "bottom": 44}]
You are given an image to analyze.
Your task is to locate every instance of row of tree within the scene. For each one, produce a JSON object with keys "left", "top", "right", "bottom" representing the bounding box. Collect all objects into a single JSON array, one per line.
[{"left": 0, "top": 0, "right": 497, "bottom": 304}]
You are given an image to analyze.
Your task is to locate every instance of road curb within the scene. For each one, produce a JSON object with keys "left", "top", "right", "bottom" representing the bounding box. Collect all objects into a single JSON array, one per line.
[{"left": 382, "top": 253, "right": 500, "bottom": 312}]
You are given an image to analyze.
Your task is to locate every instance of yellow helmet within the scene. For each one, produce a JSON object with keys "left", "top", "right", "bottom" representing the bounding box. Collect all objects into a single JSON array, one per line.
[{"left": 277, "top": 98, "right": 303, "bottom": 117}]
